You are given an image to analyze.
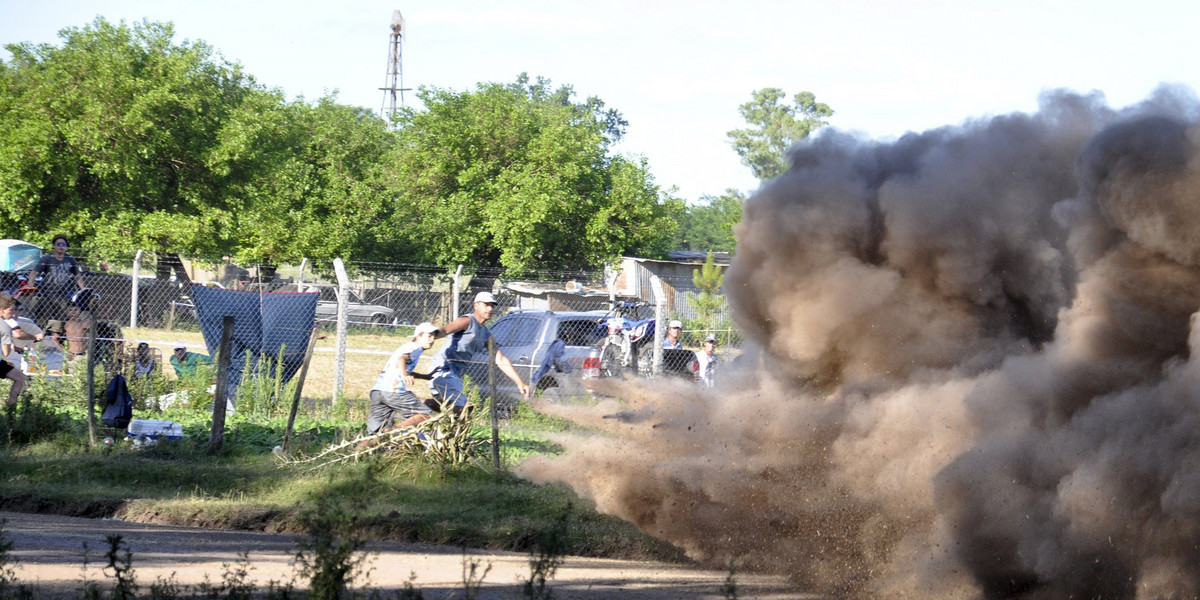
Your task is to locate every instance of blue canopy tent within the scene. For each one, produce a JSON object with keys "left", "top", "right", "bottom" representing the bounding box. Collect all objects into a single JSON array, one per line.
[
  {"left": 191, "top": 285, "right": 319, "bottom": 401},
  {"left": 0, "top": 239, "right": 41, "bottom": 271}
]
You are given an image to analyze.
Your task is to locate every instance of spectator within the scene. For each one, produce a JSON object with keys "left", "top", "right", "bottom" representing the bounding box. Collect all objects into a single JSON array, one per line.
[
  {"left": 365, "top": 322, "right": 439, "bottom": 438},
  {"left": 62, "top": 305, "right": 91, "bottom": 361},
  {"left": 0, "top": 294, "right": 32, "bottom": 405},
  {"left": 697, "top": 334, "right": 718, "bottom": 388},
  {"left": 133, "top": 342, "right": 157, "bottom": 379},
  {"left": 169, "top": 340, "right": 212, "bottom": 378},
  {"left": 663, "top": 319, "right": 684, "bottom": 349},
  {"left": 32, "top": 234, "right": 85, "bottom": 323},
  {"left": 427, "top": 292, "right": 528, "bottom": 412}
]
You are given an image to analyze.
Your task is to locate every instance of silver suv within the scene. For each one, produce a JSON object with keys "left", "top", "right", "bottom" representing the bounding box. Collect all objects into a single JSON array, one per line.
[{"left": 475, "top": 309, "right": 608, "bottom": 404}]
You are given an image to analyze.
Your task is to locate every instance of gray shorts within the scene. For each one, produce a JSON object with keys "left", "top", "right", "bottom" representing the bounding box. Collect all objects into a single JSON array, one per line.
[{"left": 367, "top": 389, "right": 432, "bottom": 433}]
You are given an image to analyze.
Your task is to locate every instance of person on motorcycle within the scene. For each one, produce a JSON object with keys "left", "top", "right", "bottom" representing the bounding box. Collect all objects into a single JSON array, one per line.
[
  {"left": 427, "top": 292, "right": 528, "bottom": 411},
  {"left": 663, "top": 319, "right": 684, "bottom": 349}
]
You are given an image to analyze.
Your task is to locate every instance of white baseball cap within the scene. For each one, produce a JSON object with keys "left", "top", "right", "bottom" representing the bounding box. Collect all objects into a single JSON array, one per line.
[
  {"left": 413, "top": 322, "right": 438, "bottom": 337},
  {"left": 669, "top": 320, "right": 682, "bottom": 329},
  {"left": 473, "top": 291, "right": 497, "bottom": 304},
  {"left": 173, "top": 340, "right": 188, "bottom": 350}
]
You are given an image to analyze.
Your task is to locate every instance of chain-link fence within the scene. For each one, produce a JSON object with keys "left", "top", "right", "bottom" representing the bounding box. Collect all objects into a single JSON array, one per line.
[{"left": 2, "top": 249, "right": 743, "bottom": 401}]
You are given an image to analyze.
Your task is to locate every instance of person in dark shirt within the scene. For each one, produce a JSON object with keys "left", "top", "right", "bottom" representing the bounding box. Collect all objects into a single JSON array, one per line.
[{"left": 32, "top": 235, "right": 85, "bottom": 323}]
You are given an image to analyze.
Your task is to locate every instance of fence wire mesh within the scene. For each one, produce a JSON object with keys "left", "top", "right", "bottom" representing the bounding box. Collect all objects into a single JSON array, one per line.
[{"left": 3, "top": 250, "right": 742, "bottom": 401}]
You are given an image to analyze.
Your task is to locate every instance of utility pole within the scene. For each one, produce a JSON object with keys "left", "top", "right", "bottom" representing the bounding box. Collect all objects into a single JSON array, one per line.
[{"left": 379, "top": 9, "right": 410, "bottom": 122}]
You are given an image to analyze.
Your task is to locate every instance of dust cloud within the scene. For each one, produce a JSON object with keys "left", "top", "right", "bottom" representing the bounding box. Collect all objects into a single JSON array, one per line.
[{"left": 518, "top": 86, "right": 1200, "bottom": 599}]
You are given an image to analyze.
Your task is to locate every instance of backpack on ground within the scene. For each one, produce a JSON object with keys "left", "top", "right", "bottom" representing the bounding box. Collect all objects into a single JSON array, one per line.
[{"left": 102, "top": 374, "right": 134, "bottom": 429}]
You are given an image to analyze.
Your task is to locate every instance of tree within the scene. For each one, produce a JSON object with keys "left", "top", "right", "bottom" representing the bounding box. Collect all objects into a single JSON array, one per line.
[
  {"left": 688, "top": 250, "right": 726, "bottom": 329},
  {"left": 379, "top": 74, "right": 682, "bottom": 272},
  {"left": 727, "top": 88, "right": 833, "bottom": 180},
  {"left": 0, "top": 18, "right": 258, "bottom": 254},
  {"left": 674, "top": 189, "right": 743, "bottom": 253},
  {"left": 0, "top": 18, "right": 396, "bottom": 264}
]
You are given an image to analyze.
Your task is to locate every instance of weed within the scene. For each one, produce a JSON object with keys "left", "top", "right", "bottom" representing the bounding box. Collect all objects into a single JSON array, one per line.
[
  {"left": 520, "top": 504, "right": 569, "bottom": 600},
  {"left": 396, "top": 572, "right": 423, "bottom": 600},
  {"left": 0, "top": 519, "right": 33, "bottom": 600},
  {"left": 458, "top": 551, "right": 491, "bottom": 600},
  {"left": 292, "top": 468, "right": 378, "bottom": 600},
  {"left": 102, "top": 534, "right": 138, "bottom": 600},
  {"left": 721, "top": 557, "right": 740, "bottom": 600}
]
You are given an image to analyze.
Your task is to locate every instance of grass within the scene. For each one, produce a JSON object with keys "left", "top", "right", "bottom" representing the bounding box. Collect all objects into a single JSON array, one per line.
[{"left": 0, "top": 373, "right": 684, "bottom": 565}]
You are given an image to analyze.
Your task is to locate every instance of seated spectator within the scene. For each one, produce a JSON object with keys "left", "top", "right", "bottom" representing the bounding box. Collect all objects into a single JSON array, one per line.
[
  {"left": 170, "top": 340, "right": 212, "bottom": 378},
  {"left": 133, "top": 342, "right": 157, "bottom": 379},
  {"left": 0, "top": 294, "right": 31, "bottom": 405},
  {"left": 63, "top": 305, "right": 91, "bottom": 360}
]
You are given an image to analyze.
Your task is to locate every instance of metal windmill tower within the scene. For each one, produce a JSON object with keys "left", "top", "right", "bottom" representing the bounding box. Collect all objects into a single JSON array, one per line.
[{"left": 379, "top": 9, "right": 410, "bottom": 121}]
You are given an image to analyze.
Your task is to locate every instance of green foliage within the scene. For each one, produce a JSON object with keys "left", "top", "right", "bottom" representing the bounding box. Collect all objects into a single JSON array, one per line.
[
  {"left": 727, "top": 88, "right": 833, "bottom": 180},
  {"left": 381, "top": 73, "right": 682, "bottom": 272},
  {"left": 0, "top": 18, "right": 394, "bottom": 264},
  {"left": 674, "top": 189, "right": 743, "bottom": 253},
  {"left": 688, "top": 251, "right": 727, "bottom": 328}
]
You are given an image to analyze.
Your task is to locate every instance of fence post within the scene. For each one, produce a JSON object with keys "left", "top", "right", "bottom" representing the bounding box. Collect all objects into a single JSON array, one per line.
[
  {"left": 282, "top": 326, "right": 320, "bottom": 453},
  {"left": 488, "top": 337, "right": 501, "bottom": 471},
  {"left": 130, "top": 250, "right": 143, "bottom": 329},
  {"left": 333, "top": 258, "right": 349, "bottom": 405},
  {"left": 297, "top": 257, "right": 308, "bottom": 290},
  {"left": 452, "top": 264, "right": 463, "bottom": 320},
  {"left": 86, "top": 324, "right": 98, "bottom": 445},
  {"left": 208, "top": 316, "right": 233, "bottom": 454},
  {"left": 651, "top": 275, "right": 665, "bottom": 375}
]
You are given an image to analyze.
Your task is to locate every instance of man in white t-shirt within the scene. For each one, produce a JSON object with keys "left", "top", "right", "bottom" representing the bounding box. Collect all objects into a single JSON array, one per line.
[
  {"left": 696, "top": 334, "right": 718, "bottom": 388},
  {"left": 366, "top": 322, "right": 439, "bottom": 435}
]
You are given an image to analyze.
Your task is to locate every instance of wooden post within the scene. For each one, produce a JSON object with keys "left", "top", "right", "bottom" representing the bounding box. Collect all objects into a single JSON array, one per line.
[
  {"left": 86, "top": 324, "right": 97, "bottom": 445},
  {"left": 282, "top": 327, "right": 320, "bottom": 453},
  {"left": 487, "top": 337, "right": 500, "bottom": 471},
  {"left": 208, "top": 316, "right": 234, "bottom": 454},
  {"left": 166, "top": 301, "right": 177, "bottom": 332}
]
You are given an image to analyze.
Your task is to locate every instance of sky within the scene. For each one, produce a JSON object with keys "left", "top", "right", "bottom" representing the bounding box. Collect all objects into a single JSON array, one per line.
[{"left": 3, "top": 0, "right": 1200, "bottom": 202}]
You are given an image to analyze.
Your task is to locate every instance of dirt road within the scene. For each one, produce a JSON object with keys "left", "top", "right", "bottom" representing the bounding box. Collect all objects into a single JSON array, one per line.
[{"left": 1, "top": 511, "right": 815, "bottom": 599}]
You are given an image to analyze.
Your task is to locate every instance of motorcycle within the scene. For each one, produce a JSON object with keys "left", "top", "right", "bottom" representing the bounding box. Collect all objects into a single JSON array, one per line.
[{"left": 596, "top": 301, "right": 657, "bottom": 378}]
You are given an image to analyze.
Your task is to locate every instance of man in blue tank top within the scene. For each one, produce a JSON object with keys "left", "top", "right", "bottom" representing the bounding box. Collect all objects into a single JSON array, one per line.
[{"left": 427, "top": 291, "right": 528, "bottom": 410}]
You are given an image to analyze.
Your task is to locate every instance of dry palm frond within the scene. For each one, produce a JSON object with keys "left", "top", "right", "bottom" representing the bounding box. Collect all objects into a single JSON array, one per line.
[{"left": 278, "top": 404, "right": 489, "bottom": 472}]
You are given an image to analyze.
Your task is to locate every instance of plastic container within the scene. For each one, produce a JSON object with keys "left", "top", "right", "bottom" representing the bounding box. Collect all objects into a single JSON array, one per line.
[{"left": 125, "top": 419, "right": 183, "bottom": 441}]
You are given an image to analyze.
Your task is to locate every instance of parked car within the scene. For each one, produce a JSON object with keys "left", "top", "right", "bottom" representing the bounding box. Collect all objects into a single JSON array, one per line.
[
  {"left": 477, "top": 309, "right": 699, "bottom": 406},
  {"left": 298, "top": 284, "right": 397, "bottom": 325}
]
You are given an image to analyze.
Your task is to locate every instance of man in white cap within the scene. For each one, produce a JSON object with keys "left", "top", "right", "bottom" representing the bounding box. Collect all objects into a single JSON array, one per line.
[
  {"left": 663, "top": 319, "right": 684, "bottom": 349},
  {"left": 365, "top": 322, "right": 439, "bottom": 436},
  {"left": 427, "top": 291, "right": 528, "bottom": 411},
  {"left": 169, "top": 340, "right": 211, "bottom": 379}
]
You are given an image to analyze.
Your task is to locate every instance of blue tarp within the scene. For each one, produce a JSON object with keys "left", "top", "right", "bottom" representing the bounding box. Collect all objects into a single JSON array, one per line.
[{"left": 191, "top": 285, "right": 319, "bottom": 397}]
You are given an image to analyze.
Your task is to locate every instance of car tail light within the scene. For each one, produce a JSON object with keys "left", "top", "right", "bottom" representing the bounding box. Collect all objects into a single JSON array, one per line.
[
  {"left": 691, "top": 358, "right": 700, "bottom": 382},
  {"left": 582, "top": 356, "right": 601, "bottom": 380}
]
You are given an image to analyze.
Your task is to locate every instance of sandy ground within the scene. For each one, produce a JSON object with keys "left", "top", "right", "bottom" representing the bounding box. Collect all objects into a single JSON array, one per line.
[{"left": 1, "top": 511, "right": 817, "bottom": 599}]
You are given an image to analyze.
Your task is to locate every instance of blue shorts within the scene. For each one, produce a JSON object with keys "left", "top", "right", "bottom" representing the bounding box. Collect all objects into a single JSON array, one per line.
[{"left": 429, "top": 372, "right": 469, "bottom": 408}]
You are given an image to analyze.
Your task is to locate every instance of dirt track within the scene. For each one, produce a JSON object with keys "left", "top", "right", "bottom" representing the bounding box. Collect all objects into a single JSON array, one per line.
[{"left": 1, "top": 511, "right": 816, "bottom": 599}]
